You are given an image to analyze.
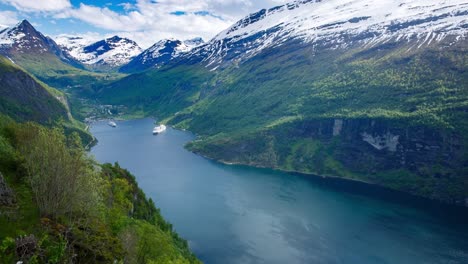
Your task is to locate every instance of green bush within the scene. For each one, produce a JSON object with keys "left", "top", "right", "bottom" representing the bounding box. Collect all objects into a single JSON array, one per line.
[{"left": 0, "top": 118, "right": 199, "bottom": 263}]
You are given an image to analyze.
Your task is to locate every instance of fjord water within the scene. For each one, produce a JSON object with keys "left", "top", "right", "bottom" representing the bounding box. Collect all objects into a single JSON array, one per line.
[{"left": 90, "top": 118, "right": 468, "bottom": 264}]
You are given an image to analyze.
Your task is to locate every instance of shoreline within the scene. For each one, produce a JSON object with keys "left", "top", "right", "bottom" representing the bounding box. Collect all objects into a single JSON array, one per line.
[
  {"left": 86, "top": 117, "right": 468, "bottom": 264},
  {"left": 191, "top": 150, "right": 468, "bottom": 211},
  {"left": 87, "top": 117, "right": 468, "bottom": 210},
  {"left": 84, "top": 117, "right": 158, "bottom": 150}
]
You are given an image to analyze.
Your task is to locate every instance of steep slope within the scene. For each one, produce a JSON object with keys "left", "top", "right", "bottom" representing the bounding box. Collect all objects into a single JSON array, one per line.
[
  {"left": 0, "top": 20, "right": 120, "bottom": 89},
  {"left": 183, "top": 0, "right": 467, "bottom": 68},
  {"left": 0, "top": 117, "right": 200, "bottom": 263},
  {"left": 57, "top": 35, "right": 142, "bottom": 71},
  {"left": 99, "top": 0, "right": 468, "bottom": 205},
  {"left": 183, "top": 39, "right": 467, "bottom": 204},
  {"left": 0, "top": 20, "right": 81, "bottom": 68},
  {"left": 0, "top": 56, "right": 68, "bottom": 123},
  {"left": 120, "top": 38, "right": 203, "bottom": 73}
]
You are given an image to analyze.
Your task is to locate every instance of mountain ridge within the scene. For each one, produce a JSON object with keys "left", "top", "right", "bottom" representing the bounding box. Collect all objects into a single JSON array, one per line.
[
  {"left": 98, "top": 0, "right": 468, "bottom": 205},
  {"left": 0, "top": 20, "right": 82, "bottom": 68},
  {"left": 120, "top": 37, "right": 204, "bottom": 73},
  {"left": 178, "top": 0, "right": 468, "bottom": 69},
  {"left": 56, "top": 35, "right": 142, "bottom": 70}
]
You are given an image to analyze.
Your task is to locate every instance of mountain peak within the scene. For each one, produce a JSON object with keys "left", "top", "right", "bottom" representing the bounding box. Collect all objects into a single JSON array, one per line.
[
  {"left": 0, "top": 19, "right": 54, "bottom": 54},
  {"left": 106, "top": 35, "right": 124, "bottom": 42},
  {"left": 13, "top": 19, "right": 37, "bottom": 35},
  {"left": 10, "top": 19, "right": 39, "bottom": 35},
  {"left": 57, "top": 35, "right": 142, "bottom": 69},
  {"left": 0, "top": 19, "right": 83, "bottom": 71},
  {"left": 18, "top": 19, "right": 33, "bottom": 28},
  {"left": 192, "top": 0, "right": 468, "bottom": 69},
  {"left": 119, "top": 37, "right": 203, "bottom": 73}
]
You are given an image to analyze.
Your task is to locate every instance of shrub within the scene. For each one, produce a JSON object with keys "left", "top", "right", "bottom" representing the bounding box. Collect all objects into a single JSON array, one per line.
[{"left": 13, "top": 123, "right": 101, "bottom": 219}]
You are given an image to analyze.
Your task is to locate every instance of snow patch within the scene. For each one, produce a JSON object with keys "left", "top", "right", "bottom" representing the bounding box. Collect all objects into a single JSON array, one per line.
[
  {"left": 55, "top": 35, "right": 142, "bottom": 67},
  {"left": 192, "top": 0, "right": 468, "bottom": 68}
]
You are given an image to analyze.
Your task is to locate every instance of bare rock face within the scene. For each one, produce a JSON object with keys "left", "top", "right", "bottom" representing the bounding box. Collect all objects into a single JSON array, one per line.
[
  {"left": 333, "top": 119, "right": 343, "bottom": 136},
  {"left": 0, "top": 172, "right": 15, "bottom": 206},
  {"left": 361, "top": 132, "right": 400, "bottom": 152}
]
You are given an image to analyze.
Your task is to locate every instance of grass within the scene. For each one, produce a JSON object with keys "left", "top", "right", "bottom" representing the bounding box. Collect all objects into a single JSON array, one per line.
[
  {"left": 11, "top": 53, "right": 125, "bottom": 90},
  {"left": 0, "top": 171, "right": 41, "bottom": 238}
]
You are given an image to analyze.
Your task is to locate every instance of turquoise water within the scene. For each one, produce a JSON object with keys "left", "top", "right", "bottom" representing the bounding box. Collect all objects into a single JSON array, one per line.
[{"left": 90, "top": 118, "right": 468, "bottom": 264}]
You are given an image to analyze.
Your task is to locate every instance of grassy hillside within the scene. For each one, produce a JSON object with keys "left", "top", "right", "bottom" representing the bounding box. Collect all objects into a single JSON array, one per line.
[
  {"left": 99, "top": 38, "right": 468, "bottom": 205},
  {"left": 179, "top": 41, "right": 467, "bottom": 133},
  {"left": 0, "top": 114, "right": 200, "bottom": 263},
  {"left": 98, "top": 65, "right": 214, "bottom": 118},
  {"left": 185, "top": 40, "right": 468, "bottom": 204},
  {"left": 0, "top": 56, "right": 68, "bottom": 124},
  {"left": 101, "top": 40, "right": 468, "bottom": 132},
  {"left": 0, "top": 54, "right": 200, "bottom": 262},
  {"left": 0, "top": 55, "right": 94, "bottom": 144},
  {"left": 11, "top": 53, "right": 125, "bottom": 92}
]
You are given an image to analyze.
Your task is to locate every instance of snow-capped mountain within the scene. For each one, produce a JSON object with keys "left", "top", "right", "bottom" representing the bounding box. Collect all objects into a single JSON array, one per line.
[
  {"left": 183, "top": 0, "right": 468, "bottom": 69},
  {"left": 0, "top": 20, "right": 78, "bottom": 65},
  {"left": 57, "top": 35, "right": 142, "bottom": 69},
  {"left": 120, "top": 38, "right": 204, "bottom": 73},
  {"left": 55, "top": 35, "right": 96, "bottom": 54}
]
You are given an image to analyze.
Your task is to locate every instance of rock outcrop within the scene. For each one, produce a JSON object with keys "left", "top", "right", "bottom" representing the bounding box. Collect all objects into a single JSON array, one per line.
[{"left": 189, "top": 118, "right": 467, "bottom": 206}]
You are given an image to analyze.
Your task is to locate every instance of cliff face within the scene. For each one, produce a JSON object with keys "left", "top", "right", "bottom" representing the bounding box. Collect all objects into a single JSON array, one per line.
[
  {"left": 188, "top": 118, "right": 467, "bottom": 206},
  {"left": 284, "top": 119, "right": 464, "bottom": 174},
  {"left": 97, "top": 2, "right": 468, "bottom": 207}
]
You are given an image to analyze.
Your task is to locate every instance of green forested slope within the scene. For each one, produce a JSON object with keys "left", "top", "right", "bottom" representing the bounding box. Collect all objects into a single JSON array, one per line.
[
  {"left": 0, "top": 56, "right": 200, "bottom": 262},
  {"left": 0, "top": 115, "right": 199, "bottom": 263},
  {"left": 0, "top": 56, "right": 68, "bottom": 124},
  {"left": 98, "top": 65, "right": 214, "bottom": 118},
  {"left": 99, "top": 39, "right": 468, "bottom": 205},
  {"left": 0, "top": 55, "right": 94, "bottom": 144},
  {"left": 10, "top": 53, "right": 125, "bottom": 92}
]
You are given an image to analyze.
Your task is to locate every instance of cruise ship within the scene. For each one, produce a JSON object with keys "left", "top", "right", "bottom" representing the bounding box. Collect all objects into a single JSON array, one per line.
[
  {"left": 153, "top": 124, "right": 167, "bottom": 135},
  {"left": 108, "top": 121, "right": 117, "bottom": 127}
]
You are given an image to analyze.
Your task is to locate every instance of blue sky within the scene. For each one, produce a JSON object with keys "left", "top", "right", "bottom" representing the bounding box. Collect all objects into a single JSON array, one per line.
[{"left": 0, "top": 0, "right": 288, "bottom": 48}]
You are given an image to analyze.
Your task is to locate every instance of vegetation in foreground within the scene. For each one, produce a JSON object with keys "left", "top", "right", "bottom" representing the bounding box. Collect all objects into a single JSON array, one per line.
[{"left": 0, "top": 114, "right": 200, "bottom": 263}]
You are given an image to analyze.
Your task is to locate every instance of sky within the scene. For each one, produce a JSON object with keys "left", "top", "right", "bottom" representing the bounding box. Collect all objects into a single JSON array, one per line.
[{"left": 0, "top": 0, "right": 289, "bottom": 48}]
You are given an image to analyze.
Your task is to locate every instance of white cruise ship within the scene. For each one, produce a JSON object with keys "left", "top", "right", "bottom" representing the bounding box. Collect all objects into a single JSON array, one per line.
[{"left": 153, "top": 124, "right": 167, "bottom": 135}]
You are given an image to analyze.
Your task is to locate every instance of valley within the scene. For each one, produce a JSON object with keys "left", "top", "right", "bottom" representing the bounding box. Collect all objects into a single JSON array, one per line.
[
  {"left": 95, "top": 0, "right": 468, "bottom": 206},
  {"left": 0, "top": 0, "right": 467, "bottom": 263},
  {"left": 90, "top": 118, "right": 468, "bottom": 264}
]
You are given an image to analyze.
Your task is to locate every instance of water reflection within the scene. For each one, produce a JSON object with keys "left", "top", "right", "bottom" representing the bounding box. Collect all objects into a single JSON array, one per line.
[{"left": 91, "top": 118, "right": 468, "bottom": 264}]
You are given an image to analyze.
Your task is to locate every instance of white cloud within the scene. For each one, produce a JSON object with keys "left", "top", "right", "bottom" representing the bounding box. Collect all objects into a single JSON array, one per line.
[
  {"left": 55, "top": 31, "right": 104, "bottom": 45},
  {"left": 67, "top": 4, "right": 148, "bottom": 32},
  {"left": 52, "top": 0, "right": 245, "bottom": 47},
  {"left": 0, "top": 0, "right": 71, "bottom": 12},
  {"left": 2, "top": 0, "right": 293, "bottom": 48},
  {"left": 0, "top": 10, "right": 18, "bottom": 28},
  {"left": 118, "top": 2, "right": 135, "bottom": 12}
]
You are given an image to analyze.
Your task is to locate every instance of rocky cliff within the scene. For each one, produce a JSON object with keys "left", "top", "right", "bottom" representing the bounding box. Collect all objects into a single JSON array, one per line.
[{"left": 188, "top": 118, "right": 467, "bottom": 206}]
